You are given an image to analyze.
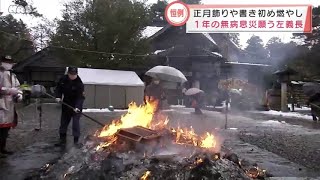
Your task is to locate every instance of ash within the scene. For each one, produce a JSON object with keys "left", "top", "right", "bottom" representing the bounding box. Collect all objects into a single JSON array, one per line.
[{"left": 33, "top": 135, "right": 258, "bottom": 180}]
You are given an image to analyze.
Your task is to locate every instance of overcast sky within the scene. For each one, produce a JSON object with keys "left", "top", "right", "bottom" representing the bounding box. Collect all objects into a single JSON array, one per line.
[{"left": 1, "top": 0, "right": 319, "bottom": 47}]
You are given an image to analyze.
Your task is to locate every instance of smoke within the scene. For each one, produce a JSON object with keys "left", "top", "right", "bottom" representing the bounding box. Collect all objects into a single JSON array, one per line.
[{"left": 266, "top": 41, "right": 303, "bottom": 69}]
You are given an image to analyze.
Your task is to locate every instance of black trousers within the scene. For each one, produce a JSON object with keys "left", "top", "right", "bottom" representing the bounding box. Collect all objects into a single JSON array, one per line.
[
  {"left": 0, "top": 127, "right": 10, "bottom": 151},
  {"left": 59, "top": 108, "right": 81, "bottom": 138}
]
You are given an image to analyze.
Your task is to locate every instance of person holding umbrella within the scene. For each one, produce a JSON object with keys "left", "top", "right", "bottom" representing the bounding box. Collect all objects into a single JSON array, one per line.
[
  {"left": 55, "top": 67, "right": 85, "bottom": 147},
  {"left": 144, "top": 78, "right": 164, "bottom": 112},
  {"left": 307, "top": 92, "right": 320, "bottom": 121},
  {"left": 303, "top": 82, "right": 320, "bottom": 122},
  {"left": 192, "top": 94, "right": 203, "bottom": 114},
  {"left": 184, "top": 88, "right": 204, "bottom": 115}
]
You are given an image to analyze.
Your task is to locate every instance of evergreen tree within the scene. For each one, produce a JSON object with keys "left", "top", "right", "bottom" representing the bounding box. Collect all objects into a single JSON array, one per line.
[
  {"left": 49, "top": 0, "right": 151, "bottom": 68},
  {"left": 0, "top": 14, "right": 35, "bottom": 61},
  {"left": 244, "top": 35, "right": 268, "bottom": 64}
]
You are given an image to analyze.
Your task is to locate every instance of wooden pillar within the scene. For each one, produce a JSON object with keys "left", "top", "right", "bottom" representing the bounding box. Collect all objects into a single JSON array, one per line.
[
  {"left": 281, "top": 82, "right": 288, "bottom": 112},
  {"left": 166, "top": 56, "right": 170, "bottom": 66},
  {"left": 193, "top": 80, "right": 200, "bottom": 89}
]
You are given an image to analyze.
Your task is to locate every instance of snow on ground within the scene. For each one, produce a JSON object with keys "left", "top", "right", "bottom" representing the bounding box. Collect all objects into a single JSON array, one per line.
[
  {"left": 170, "top": 105, "right": 186, "bottom": 108},
  {"left": 162, "top": 109, "right": 175, "bottom": 112},
  {"left": 289, "top": 106, "right": 311, "bottom": 111},
  {"left": 83, "top": 109, "right": 127, "bottom": 113},
  {"left": 83, "top": 108, "right": 175, "bottom": 113},
  {"left": 300, "top": 106, "right": 311, "bottom": 111},
  {"left": 251, "top": 110, "right": 313, "bottom": 120},
  {"left": 262, "top": 120, "right": 286, "bottom": 125}
]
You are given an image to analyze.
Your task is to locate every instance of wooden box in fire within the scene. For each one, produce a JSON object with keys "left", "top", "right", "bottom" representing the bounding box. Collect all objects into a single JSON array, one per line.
[{"left": 115, "top": 126, "right": 164, "bottom": 152}]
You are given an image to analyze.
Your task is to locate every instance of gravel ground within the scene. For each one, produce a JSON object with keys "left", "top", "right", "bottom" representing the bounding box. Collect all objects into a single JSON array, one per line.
[
  {"left": 1, "top": 104, "right": 320, "bottom": 179},
  {"left": 168, "top": 107, "right": 320, "bottom": 176},
  {"left": 0, "top": 103, "right": 125, "bottom": 180},
  {"left": 237, "top": 110, "right": 320, "bottom": 172},
  {"left": 239, "top": 131, "right": 320, "bottom": 172},
  {"left": 5, "top": 103, "right": 125, "bottom": 152}
]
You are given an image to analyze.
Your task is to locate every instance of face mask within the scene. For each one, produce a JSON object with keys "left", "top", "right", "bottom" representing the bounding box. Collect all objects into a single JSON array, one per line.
[{"left": 1, "top": 62, "right": 13, "bottom": 70}]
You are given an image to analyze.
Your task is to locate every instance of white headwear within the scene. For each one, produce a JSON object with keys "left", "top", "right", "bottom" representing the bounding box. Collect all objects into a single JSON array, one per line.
[{"left": 1, "top": 62, "right": 13, "bottom": 70}]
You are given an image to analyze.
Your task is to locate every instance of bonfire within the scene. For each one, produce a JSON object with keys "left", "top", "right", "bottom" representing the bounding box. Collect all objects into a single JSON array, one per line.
[
  {"left": 95, "top": 100, "right": 217, "bottom": 152},
  {"left": 34, "top": 100, "right": 268, "bottom": 180}
]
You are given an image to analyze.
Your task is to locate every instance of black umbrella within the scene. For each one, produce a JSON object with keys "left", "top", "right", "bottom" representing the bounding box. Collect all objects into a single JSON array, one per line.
[{"left": 303, "top": 82, "right": 320, "bottom": 97}]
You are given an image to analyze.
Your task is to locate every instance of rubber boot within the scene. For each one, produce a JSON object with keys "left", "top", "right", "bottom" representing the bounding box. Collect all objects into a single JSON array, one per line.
[
  {"left": 0, "top": 137, "right": 13, "bottom": 155},
  {"left": 74, "top": 137, "right": 79, "bottom": 144},
  {"left": 73, "top": 137, "right": 82, "bottom": 148},
  {"left": 312, "top": 114, "right": 317, "bottom": 121},
  {"left": 0, "top": 139, "right": 6, "bottom": 158},
  {"left": 55, "top": 134, "right": 67, "bottom": 147}
]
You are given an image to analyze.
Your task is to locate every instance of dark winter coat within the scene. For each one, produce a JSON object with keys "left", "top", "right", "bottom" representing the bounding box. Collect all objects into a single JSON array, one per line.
[
  {"left": 309, "top": 93, "right": 320, "bottom": 117},
  {"left": 145, "top": 83, "right": 164, "bottom": 100},
  {"left": 55, "top": 75, "right": 85, "bottom": 110}
]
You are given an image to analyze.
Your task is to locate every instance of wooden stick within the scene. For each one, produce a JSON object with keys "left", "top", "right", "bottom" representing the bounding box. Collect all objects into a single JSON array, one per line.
[{"left": 44, "top": 92, "right": 105, "bottom": 127}]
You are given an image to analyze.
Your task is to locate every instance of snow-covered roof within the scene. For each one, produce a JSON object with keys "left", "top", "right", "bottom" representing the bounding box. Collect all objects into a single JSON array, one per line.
[
  {"left": 66, "top": 67, "right": 144, "bottom": 86},
  {"left": 225, "top": 62, "right": 270, "bottom": 67},
  {"left": 202, "top": 33, "right": 216, "bottom": 45},
  {"left": 141, "top": 26, "right": 163, "bottom": 38},
  {"left": 141, "top": 26, "right": 217, "bottom": 47},
  {"left": 154, "top": 49, "right": 166, "bottom": 54},
  {"left": 211, "top": 52, "right": 223, "bottom": 57},
  {"left": 291, "top": 81, "right": 305, "bottom": 85}
]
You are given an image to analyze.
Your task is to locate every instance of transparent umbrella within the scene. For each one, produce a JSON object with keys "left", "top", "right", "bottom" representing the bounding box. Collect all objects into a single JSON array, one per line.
[
  {"left": 184, "top": 88, "right": 204, "bottom": 96},
  {"left": 146, "top": 66, "right": 187, "bottom": 83}
]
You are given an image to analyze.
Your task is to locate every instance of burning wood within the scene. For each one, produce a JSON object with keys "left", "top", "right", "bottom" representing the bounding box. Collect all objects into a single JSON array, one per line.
[
  {"left": 116, "top": 126, "right": 161, "bottom": 144},
  {"left": 36, "top": 136, "right": 268, "bottom": 180},
  {"left": 96, "top": 100, "right": 217, "bottom": 151},
  {"left": 30, "top": 100, "right": 268, "bottom": 180},
  {"left": 141, "top": 170, "right": 151, "bottom": 180},
  {"left": 200, "top": 132, "right": 216, "bottom": 148},
  {"left": 98, "top": 101, "right": 168, "bottom": 137}
]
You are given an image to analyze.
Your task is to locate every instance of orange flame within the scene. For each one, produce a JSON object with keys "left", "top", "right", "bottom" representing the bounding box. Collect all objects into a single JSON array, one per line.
[
  {"left": 200, "top": 132, "right": 216, "bottom": 149},
  {"left": 195, "top": 158, "right": 203, "bottom": 165},
  {"left": 172, "top": 126, "right": 198, "bottom": 146},
  {"left": 97, "top": 100, "right": 217, "bottom": 150},
  {"left": 141, "top": 171, "right": 151, "bottom": 180},
  {"left": 96, "top": 136, "right": 117, "bottom": 151},
  {"left": 99, "top": 100, "right": 166, "bottom": 137},
  {"left": 171, "top": 127, "right": 216, "bottom": 149}
]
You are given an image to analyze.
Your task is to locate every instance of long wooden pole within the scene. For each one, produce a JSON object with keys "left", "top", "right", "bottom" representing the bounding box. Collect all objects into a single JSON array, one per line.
[
  {"left": 44, "top": 92, "right": 105, "bottom": 127},
  {"left": 225, "top": 100, "right": 228, "bottom": 129},
  {"left": 225, "top": 71, "right": 229, "bottom": 129},
  {"left": 224, "top": 42, "right": 231, "bottom": 129}
]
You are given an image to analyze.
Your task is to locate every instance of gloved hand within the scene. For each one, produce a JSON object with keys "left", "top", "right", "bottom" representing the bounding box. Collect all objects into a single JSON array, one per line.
[
  {"left": 7, "top": 88, "right": 20, "bottom": 95},
  {"left": 16, "top": 94, "right": 23, "bottom": 102},
  {"left": 13, "top": 93, "right": 23, "bottom": 103},
  {"left": 74, "top": 108, "right": 80, "bottom": 113},
  {"left": 55, "top": 98, "right": 61, "bottom": 103}
]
